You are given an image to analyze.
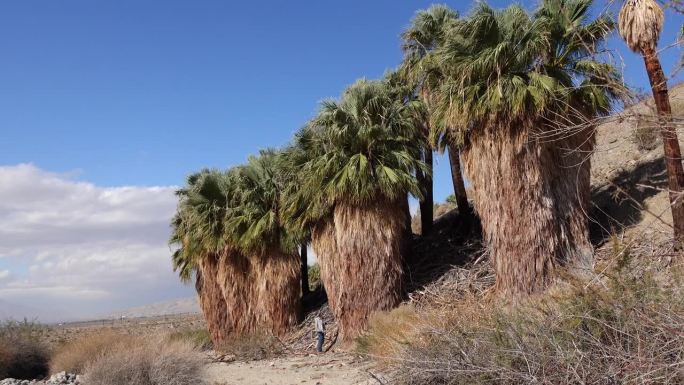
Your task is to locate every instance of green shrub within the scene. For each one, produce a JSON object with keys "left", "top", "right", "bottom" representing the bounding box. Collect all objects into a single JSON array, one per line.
[
  {"left": 0, "top": 320, "right": 50, "bottom": 380},
  {"left": 308, "top": 264, "right": 321, "bottom": 291}
]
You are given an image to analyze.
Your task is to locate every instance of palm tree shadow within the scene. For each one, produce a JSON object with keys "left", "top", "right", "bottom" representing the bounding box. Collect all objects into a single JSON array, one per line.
[
  {"left": 403, "top": 209, "right": 483, "bottom": 296},
  {"left": 590, "top": 156, "right": 668, "bottom": 246}
]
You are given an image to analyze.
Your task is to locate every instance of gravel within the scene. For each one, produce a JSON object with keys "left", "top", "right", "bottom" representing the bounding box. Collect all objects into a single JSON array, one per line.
[{"left": 0, "top": 372, "right": 82, "bottom": 385}]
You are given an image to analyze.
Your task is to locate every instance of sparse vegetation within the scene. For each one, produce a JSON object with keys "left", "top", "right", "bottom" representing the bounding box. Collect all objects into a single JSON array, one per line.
[
  {"left": 632, "top": 115, "right": 660, "bottom": 151},
  {"left": 361, "top": 251, "right": 684, "bottom": 384},
  {"left": 0, "top": 320, "right": 50, "bottom": 380},
  {"left": 216, "top": 334, "right": 284, "bottom": 361},
  {"left": 83, "top": 334, "right": 206, "bottom": 385}
]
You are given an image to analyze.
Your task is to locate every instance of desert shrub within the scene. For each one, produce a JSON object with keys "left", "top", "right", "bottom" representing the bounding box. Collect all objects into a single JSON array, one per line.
[
  {"left": 0, "top": 320, "right": 50, "bottom": 380},
  {"left": 169, "top": 327, "right": 212, "bottom": 350},
  {"left": 631, "top": 115, "right": 660, "bottom": 151},
  {"left": 83, "top": 334, "right": 206, "bottom": 385},
  {"left": 217, "top": 334, "right": 283, "bottom": 361},
  {"left": 50, "top": 330, "right": 134, "bottom": 374},
  {"left": 386, "top": 273, "right": 684, "bottom": 385}
]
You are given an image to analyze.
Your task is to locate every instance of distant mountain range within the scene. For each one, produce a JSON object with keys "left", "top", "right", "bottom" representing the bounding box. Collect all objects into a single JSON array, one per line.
[
  {"left": 0, "top": 299, "right": 50, "bottom": 321},
  {"left": 102, "top": 296, "right": 200, "bottom": 319}
]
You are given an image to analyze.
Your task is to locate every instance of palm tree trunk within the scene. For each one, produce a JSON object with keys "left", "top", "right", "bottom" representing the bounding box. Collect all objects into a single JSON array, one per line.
[
  {"left": 196, "top": 255, "right": 230, "bottom": 346},
  {"left": 447, "top": 142, "right": 470, "bottom": 216},
  {"left": 216, "top": 250, "right": 256, "bottom": 336},
  {"left": 216, "top": 249, "right": 301, "bottom": 337},
  {"left": 418, "top": 150, "right": 434, "bottom": 235},
  {"left": 312, "top": 200, "right": 404, "bottom": 342},
  {"left": 462, "top": 125, "right": 595, "bottom": 296},
  {"left": 642, "top": 47, "right": 684, "bottom": 241},
  {"left": 252, "top": 251, "right": 301, "bottom": 336},
  {"left": 300, "top": 244, "right": 309, "bottom": 296}
]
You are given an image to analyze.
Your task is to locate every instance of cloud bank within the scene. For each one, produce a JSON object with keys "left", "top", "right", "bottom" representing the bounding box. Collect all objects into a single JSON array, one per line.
[{"left": 0, "top": 164, "right": 194, "bottom": 322}]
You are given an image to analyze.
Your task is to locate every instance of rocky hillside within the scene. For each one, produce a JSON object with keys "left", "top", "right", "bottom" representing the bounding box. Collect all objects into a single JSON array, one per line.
[{"left": 591, "top": 83, "right": 684, "bottom": 244}]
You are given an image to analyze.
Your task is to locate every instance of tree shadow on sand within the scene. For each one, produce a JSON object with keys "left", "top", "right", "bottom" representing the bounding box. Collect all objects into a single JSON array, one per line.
[{"left": 590, "top": 156, "right": 668, "bottom": 246}]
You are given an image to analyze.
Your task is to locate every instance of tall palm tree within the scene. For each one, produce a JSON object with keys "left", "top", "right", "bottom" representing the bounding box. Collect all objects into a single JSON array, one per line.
[
  {"left": 227, "top": 150, "right": 302, "bottom": 335},
  {"left": 431, "top": 0, "right": 624, "bottom": 296},
  {"left": 287, "top": 79, "right": 426, "bottom": 341},
  {"left": 401, "top": 4, "right": 472, "bottom": 231},
  {"left": 170, "top": 170, "right": 235, "bottom": 345},
  {"left": 618, "top": 0, "right": 684, "bottom": 240}
]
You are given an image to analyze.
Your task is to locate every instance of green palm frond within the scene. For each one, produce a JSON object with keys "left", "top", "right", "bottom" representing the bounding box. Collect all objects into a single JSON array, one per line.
[
  {"left": 283, "top": 79, "right": 426, "bottom": 228},
  {"left": 226, "top": 149, "right": 302, "bottom": 255},
  {"left": 169, "top": 169, "right": 235, "bottom": 282},
  {"left": 430, "top": 0, "right": 626, "bottom": 141}
]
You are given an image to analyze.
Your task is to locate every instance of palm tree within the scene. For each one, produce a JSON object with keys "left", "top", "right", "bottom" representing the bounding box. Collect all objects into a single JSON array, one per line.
[
  {"left": 430, "top": 0, "right": 624, "bottom": 296},
  {"left": 287, "top": 79, "right": 426, "bottom": 341},
  {"left": 227, "top": 150, "right": 302, "bottom": 335},
  {"left": 401, "top": 4, "right": 472, "bottom": 231},
  {"left": 170, "top": 170, "right": 234, "bottom": 345},
  {"left": 618, "top": 0, "right": 684, "bottom": 240},
  {"left": 171, "top": 156, "right": 302, "bottom": 341}
]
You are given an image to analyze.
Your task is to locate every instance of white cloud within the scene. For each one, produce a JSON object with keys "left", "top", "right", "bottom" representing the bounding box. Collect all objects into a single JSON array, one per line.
[{"left": 0, "top": 164, "right": 194, "bottom": 322}]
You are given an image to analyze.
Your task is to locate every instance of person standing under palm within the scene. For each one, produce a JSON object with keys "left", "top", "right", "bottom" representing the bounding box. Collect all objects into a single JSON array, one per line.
[{"left": 314, "top": 316, "right": 325, "bottom": 353}]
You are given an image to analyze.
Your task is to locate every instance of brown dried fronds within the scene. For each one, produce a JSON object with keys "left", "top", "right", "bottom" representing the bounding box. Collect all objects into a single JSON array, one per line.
[
  {"left": 619, "top": 0, "right": 665, "bottom": 53},
  {"left": 313, "top": 200, "right": 405, "bottom": 343}
]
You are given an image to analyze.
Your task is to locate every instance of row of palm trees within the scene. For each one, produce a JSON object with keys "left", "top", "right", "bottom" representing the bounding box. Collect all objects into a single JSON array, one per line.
[{"left": 171, "top": 0, "right": 682, "bottom": 345}]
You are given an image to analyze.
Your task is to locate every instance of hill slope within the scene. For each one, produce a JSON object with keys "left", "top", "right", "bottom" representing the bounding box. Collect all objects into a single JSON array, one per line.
[
  {"left": 591, "top": 83, "right": 684, "bottom": 244},
  {"left": 102, "top": 297, "right": 199, "bottom": 319}
]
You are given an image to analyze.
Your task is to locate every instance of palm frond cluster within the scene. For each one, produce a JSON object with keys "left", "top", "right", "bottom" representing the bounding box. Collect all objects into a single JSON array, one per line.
[{"left": 171, "top": 0, "right": 628, "bottom": 344}]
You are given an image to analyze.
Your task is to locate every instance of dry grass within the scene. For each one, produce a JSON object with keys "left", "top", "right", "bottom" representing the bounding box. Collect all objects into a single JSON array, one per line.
[
  {"left": 50, "top": 330, "right": 134, "bottom": 374},
  {"left": 0, "top": 320, "right": 50, "bottom": 380},
  {"left": 356, "top": 306, "right": 420, "bottom": 362},
  {"left": 83, "top": 334, "right": 206, "bottom": 385}
]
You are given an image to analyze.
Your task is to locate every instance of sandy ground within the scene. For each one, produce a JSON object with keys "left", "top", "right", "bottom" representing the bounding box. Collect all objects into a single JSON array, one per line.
[{"left": 204, "top": 352, "right": 384, "bottom": 385}]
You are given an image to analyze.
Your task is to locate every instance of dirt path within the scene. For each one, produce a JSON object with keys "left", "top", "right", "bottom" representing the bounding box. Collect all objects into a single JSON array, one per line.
[{"left": 204, "top": 353, "right": 384, "bottom": 385}]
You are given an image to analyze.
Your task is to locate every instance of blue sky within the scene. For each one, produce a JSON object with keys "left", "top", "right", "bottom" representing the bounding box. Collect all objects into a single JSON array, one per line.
[
  {"left": 0, "top": 1, "right": 680, "bottom": 198},
  {"left": 0, "top": 1, "right": 682, "bottom": 321}
]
